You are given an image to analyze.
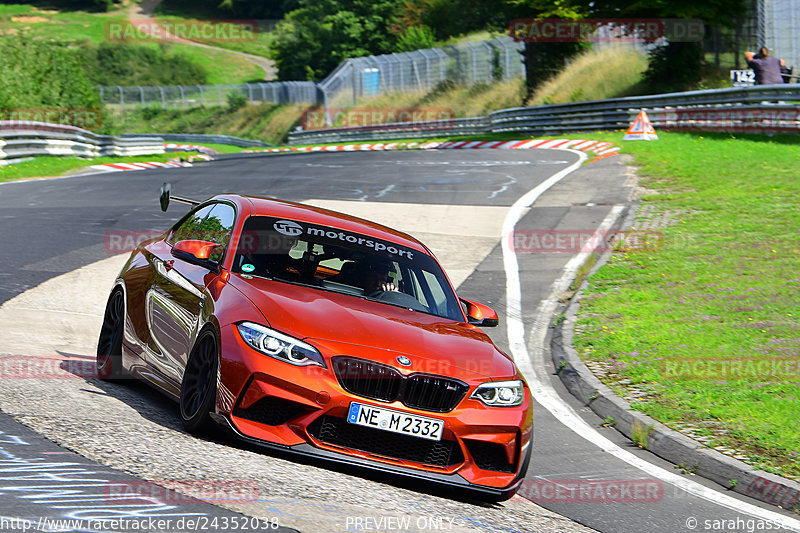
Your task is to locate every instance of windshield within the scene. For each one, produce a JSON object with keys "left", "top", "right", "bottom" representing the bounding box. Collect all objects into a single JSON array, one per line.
[{"left": 232, "top": 216, "right": 464, "bottom": 321}]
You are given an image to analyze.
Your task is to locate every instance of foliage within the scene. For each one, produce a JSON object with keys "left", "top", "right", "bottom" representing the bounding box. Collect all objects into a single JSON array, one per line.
[
  {"left": 10, "top": 0, "right": 116, "bottom": 12},
  {"left": 0, "top": 35, "right": 100, "bottom": 114},
  {"left": 644, "top": 42, "right": 704, "bottom": 93},
  {"left": 269, "top": 0, "right": 403, "bottom": 81},
  {"left": 395, "top": 25, "right": 436, "bottom": 52},
  {"left": 395, "top": 0, "right": 509, "bottom": 39},
  {"left": 226, "top": 91, "right": 248, "bottom": 110},
  {"left": 565, "top": 0, "right": 748, "bottom": 94},
  {"left": 83, "top": 42, "right": 208, "bottom": 86}
]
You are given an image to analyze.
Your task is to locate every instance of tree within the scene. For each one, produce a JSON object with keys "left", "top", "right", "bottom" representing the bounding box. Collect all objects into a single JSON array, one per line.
[
  {"left": 503, "top": 0, "right": 588, "bottom": 100},
  {"left": 269, "top": 0, "right": 402, "bottom": 81}
]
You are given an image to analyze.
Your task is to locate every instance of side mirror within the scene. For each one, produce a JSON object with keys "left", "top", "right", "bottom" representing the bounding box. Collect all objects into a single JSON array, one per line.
[
  {"left": 460, "top": 298, "right": 499, "bottom": 328},
  {"left": 172, "top": 240, "right": 223, "bottom": 271}
]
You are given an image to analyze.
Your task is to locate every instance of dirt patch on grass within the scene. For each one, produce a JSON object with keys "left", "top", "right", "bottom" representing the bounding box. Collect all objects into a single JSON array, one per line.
[{"left": 11, "top": 16, "right": 49, "bottom": 23}]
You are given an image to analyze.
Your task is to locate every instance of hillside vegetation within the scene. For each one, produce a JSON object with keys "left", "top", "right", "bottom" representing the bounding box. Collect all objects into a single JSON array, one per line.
[
  {"left": 527, "top": 46, "right": 648, "bottom": 105},
  {"left": 104, "top": 45, "right": 647, "bottom": 143}
]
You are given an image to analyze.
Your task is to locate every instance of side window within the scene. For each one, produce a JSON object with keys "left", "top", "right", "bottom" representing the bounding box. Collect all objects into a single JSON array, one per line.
[
  {"left": 200, "top": 204, "right": 236, "bottom": 263},
  {"left": 170, "top": 203, "right": 236, "bottom": 263},
  {"left": 170, "top": 205, "right": 215, "bottom": 244}
]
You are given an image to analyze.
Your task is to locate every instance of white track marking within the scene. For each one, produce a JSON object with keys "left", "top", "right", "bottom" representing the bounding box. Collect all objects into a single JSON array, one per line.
[{"left": 502, "top": 148, "right": 800, "bottom": 531}]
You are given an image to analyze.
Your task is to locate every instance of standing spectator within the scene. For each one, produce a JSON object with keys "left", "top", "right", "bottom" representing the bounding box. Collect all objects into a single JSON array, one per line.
[{"left": 745, "top": 47, "right": 786, "bottom": 85}]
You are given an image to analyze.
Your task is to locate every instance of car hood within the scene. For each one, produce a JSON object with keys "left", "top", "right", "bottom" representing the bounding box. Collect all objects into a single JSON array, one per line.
[{"left": 229, "top": 275, "right": 516, "bottom": 381}]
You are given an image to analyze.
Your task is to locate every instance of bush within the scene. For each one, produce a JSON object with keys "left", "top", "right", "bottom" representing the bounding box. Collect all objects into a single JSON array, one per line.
[
  {"left": 0, "top": 35, "right": 100, "bottom": 119},
  {"left": 226, "top": 91, "right": 248, "bottom": 110},
  {"left": 644, "top": 42, "right": 703, "bottom": 93},
  {"left": 395, "top": 25, "right": 436, "bottom": 52},
  {"left": 85, "top": 42, "right": 208, "bottom": 86}
]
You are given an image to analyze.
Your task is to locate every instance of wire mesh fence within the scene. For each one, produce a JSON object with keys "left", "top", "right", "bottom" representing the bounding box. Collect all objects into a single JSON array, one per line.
[
  {"left": 100, "top": 36, "right": 524, "bottom": 110},
  {"left": 99, "top": 82, "right": 320, "bottom": 109},
  {"left": 764, "top": 0, "right": 800, "bottom": 73},
  {"left": 319, "top": 37, "right": 524, "bottom": 108}
]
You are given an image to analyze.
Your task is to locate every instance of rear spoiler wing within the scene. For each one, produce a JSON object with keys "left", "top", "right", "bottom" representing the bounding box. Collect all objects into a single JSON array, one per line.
[{"left": 160, "top": 182, "right": 200, "bottom": 212}]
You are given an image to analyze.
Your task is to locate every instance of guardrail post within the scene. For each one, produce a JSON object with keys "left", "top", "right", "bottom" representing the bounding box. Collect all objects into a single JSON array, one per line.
[
  {"left": 197, "top": 85, "right": 204, "bottom": 106},
  {"left": 178, "top": 86, "right": 185, "bottom": 108},
  {"left": 117, "top": 86, "right": 123, "bottom": 108},
  {"left": 159, "top": 86, "right": 165, "bottom": 109},
  {"left": 138, "top": 86, "right": 145, "bottom": 108}
]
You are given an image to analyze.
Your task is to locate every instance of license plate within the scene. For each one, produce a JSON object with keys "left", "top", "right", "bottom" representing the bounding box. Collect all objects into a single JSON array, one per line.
[{"left": 347, "top": 402, "right": 443, "bottom": 441}]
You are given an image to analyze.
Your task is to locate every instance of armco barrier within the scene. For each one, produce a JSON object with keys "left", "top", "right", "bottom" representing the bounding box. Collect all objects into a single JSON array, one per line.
[
  {"left": 0, "top": 121, "right": 165, "bottom": 161},
  {"left": 120, "top": 133, "right": 274, "bottom": 148},
  {"left": 289, "top": 85, "right": 800, "bottom": 144}
]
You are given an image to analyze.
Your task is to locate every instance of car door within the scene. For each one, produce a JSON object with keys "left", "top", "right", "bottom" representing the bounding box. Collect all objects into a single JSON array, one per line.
[{"left": 146, "top": 202, "right": 236, "bottom": 385}]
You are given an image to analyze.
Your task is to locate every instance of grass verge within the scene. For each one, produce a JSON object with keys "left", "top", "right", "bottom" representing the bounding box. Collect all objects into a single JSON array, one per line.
[
  {"left": 569, "top": 131, "right": 800, "bottom": 481},
  {"left": 0, "top": 152, "right": 201, "bottom": 183}
]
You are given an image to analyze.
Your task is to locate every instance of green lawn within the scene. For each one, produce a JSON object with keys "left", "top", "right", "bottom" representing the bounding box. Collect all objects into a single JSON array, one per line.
[
  {"left": 0, "top": 152, "right": 204, "bottom": 182},
  {"left": 567, "top": 131, "right": 800, "bottom": 481}
]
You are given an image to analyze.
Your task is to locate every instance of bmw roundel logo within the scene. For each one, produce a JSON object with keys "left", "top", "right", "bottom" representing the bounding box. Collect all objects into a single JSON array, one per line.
[
  {"left": 396, "top": 356, "right": 411, "bottom": 367},
  {"left": 274, "top": 220, "right": 303, "bottom": 236}
]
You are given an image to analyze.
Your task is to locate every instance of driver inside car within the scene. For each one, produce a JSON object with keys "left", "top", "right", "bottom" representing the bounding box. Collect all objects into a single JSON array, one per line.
[{"left": 358, "top": 258, "right": 399, "bottom": 294}]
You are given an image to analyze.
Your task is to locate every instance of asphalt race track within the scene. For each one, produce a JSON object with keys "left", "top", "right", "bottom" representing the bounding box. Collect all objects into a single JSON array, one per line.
[{"left": 0, "top": 149, "right": 798, "bottom": 533}]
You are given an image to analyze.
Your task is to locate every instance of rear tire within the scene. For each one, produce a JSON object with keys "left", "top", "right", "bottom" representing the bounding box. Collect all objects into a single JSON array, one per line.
[
  {"left": 96, "top": 289, "right": 126, "bottom": 381},
  {"left": 180, "top": 328, "right": 219, "bottom": 434}
]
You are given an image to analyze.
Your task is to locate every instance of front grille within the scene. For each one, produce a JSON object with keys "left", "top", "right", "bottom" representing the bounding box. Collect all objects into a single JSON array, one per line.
[
  {"left": 308, "top": 415, "right": 463, "bottom": 468},
  {"left": 332, "top": 356, "right": 467, "bottom": 413},
  {"left": 464, "top": 439, "right": 516, "bottom": 473},
  {"left": 233, "top": 396, "right": 313, "bottom": 426},
  {"left": 332, "top": 357, "right": 403, "bottom": 402},
  {"left": 404, "top": 375, "right": 469, "bottom": 412}
]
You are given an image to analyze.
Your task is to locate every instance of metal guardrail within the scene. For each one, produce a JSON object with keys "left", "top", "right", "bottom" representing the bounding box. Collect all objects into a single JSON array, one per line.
[
  {"left": 0, "top": 121, "right": 165, "bottom": 161},
  {"left": 288, "top": 85, "right": 800, "bottom": 143},
  {"left": 120, "top": 133, "right": 274, "bottom": 148}
]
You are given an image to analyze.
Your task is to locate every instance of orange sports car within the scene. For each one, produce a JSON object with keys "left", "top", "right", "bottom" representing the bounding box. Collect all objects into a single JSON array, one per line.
[{"left": 97, "top": 190, "right": 533, "bottom": 500}]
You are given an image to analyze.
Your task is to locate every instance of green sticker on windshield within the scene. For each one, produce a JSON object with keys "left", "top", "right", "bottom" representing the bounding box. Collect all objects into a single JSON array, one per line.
[{"left": 242, "top": 263, "right": 255, "bottom": 273}]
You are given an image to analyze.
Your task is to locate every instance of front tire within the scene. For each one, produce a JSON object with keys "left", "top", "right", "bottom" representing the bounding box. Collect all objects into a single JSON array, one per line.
[
  {"left": 180, "top": 328, "right": 219, "bottom": 434},
  {"left": 97, "top": 289, "right": 126, "bottom": 381}
]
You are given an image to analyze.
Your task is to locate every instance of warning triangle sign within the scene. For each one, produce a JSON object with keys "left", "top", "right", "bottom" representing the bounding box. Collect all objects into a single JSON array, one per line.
[{"left": 623, "top": 110, "right": 658, "bottom": 141}]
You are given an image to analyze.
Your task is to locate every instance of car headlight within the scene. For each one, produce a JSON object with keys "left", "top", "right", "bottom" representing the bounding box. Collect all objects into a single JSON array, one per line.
[
  {"left": 470, "top": 380, "right": 525, "bottom": 407},
  {"left": 237, "top": 322, "right": 326, "bottom": 368}
]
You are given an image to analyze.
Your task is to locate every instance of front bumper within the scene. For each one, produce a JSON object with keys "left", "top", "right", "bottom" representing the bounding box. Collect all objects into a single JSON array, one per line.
[{"left": 216, "top": 323, "right": 533, "bottom": 496}]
